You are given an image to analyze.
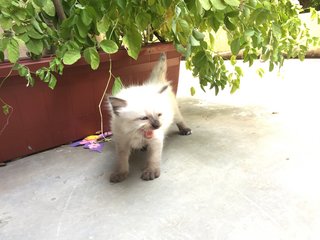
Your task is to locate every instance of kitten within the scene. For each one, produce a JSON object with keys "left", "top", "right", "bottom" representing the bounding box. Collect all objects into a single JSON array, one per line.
[{"left": 108, "top": 53, "right": 191, "bottom": 183}]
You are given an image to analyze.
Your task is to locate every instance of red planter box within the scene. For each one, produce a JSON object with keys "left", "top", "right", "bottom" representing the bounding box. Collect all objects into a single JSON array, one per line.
[{"left": 0, "top": 43, "right": 181, "bottom": 163}]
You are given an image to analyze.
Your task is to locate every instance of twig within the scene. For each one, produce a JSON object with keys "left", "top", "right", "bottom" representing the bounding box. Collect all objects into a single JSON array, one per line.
[
  {"left": 153, "top": 30, "right": 166, "bottom": 43},
  {"left": 0, "top": 68, "right": 14, "bottom": 137},
  {"left": 0, "top": 106, "right": 13, "bottom": 137},
  {"left": 52, "top": 0, "right": 66, "bottom": 21},
  {"left": 98, "top": 55, "right": 113, "bottom": 140}
]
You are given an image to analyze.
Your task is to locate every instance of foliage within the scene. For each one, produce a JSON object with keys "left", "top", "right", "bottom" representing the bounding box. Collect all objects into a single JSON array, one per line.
[
  {"left": 299, "top": 0, "right": 320, "bottom": 11},
  {"left": 0, "top": 0, "right": 319, "bottom": 93},
  {"left": 310, "top": 0, "right": 320, "bottom": 10}
]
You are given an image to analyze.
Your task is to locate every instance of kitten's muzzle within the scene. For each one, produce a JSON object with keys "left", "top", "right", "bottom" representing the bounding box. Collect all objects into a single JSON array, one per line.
[{"left": 150, "top": 119, "right": 161, "bottom": 129}]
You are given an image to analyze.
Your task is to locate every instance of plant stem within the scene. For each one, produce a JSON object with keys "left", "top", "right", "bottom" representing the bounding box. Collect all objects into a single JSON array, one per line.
[
  {"left": 153, "top": 30, "right": 166, "bottom": 43},
  {"left": 98, "top": 55, "right": 113, "bottom": 139},
  {"left": 52, "top": 0, "right": 66, "bottom": 21},
  {"left": 0, "top": 68, "right": 14, "bottom": 137}
]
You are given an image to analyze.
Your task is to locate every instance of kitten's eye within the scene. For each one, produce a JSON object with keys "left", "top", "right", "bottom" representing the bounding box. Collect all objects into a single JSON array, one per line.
[
  {"left": 158, "top": 113, "right": 162, "bottom": 117},
  {"left": 140, "top": 116, "right": 148, "bottom": 120}
]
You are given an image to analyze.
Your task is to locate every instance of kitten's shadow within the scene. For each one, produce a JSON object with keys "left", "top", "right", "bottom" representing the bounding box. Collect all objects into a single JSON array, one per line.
[
  {"left": 129, "top": 149, "right": 148, "bottom": 171},
  {"left": 110, "top": 130, "right": 182, "bottom": 179},
  {"left": 128, "top": 130, "right": 182, "bottom": 167}
]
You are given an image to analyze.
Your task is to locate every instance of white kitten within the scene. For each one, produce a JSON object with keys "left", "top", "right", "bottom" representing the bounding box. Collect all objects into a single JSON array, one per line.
[{"left": 108, "top": 53, "right": 191, "bottom": 182}]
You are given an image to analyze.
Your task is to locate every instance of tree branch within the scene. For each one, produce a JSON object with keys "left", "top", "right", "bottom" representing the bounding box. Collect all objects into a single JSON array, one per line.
[{"left": 52, "top": 0, "right": 66, "bottom": 21}]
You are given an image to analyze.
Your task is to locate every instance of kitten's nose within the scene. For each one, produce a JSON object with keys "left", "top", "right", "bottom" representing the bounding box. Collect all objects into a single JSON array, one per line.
[{"left": 151, "top": 120, "right": 161, "bottom": 129}]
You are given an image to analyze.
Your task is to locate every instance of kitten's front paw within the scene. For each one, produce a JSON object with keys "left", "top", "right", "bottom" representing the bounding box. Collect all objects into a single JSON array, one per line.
[
  {"left": 141, "top": 168, "right": 160, "bottom": 181},
  {"left": 110, "top": 171, "right": 128, "bottom": 183},
  {"left": 179, "top": 127, "right": 192, "bottom": 136}
]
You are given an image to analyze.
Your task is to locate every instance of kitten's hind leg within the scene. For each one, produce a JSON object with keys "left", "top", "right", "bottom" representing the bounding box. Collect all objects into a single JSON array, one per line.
[
  {"left": 110, "top": 144, "right": 130, "bottom": 183},
  {"left": 172, "top": 95, "right": 192, "bottom": 135},
  {"left": 176, "top": 121, "right": 192, "bottom": 135}
]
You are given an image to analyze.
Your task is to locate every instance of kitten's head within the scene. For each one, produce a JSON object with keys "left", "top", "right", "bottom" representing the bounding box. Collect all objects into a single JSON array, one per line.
[{"left": 109, "top": 83, "right": 172, "bottom": 132}]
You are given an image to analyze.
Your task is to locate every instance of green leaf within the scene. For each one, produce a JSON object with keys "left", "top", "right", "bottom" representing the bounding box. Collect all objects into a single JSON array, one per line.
[
  {"left": 256, "top": 10, "right": 268, "bottom": 25},
  {"left": 0, "top": 16, "right": 13, "bottom": 30},
  {"left": 31, "top": 18, "right": 43, "bottom": 34},
  {"left": 235, "top": 66, "right": 243, "bottom": 76},
  {"left": 272, "top": 24, "right": 282, "bottom": 39},
  {"left": 176, "top": 19, "right": 190, "bottom": 35},
  {"left": 2, "top": 104, "right": 10, "bottom": 115},
  {"left": 199, "top": 0, "right": 211, "bottom": 10},
  {"left": 97, "top": 15, "right": 110, "bottom": 33},
  {"left": 192, "top": 50, "right": 207, "bottom": 68},
  {"left": 226, "top": 11, "right": 239, "bottom": 18},
  {"left": 76, "top": 18, "right": 88, "bottom": 38},
  {"left": 135, "top": 12, "right": 151, "bottom": 31},
  {"left": 224, "top": 17, "right": 236, "bottom": 30},
  {"left": 17, "top": 33, "right": 30, "bottom": 42},
  {"left": 230, "top": 55, "right": 237, "bottom": 65},
  {"left": 230, "top": 38, "right": 240, "bottom": 55},
  {"left": 122, "top": 28, "right": 142, "bottom": 60},
  {"left": 116, "top": 0, "right": 126, "bottom": 9},
  {"left": 244, "top": 29, "right": 255, "bottom": 38},
  {"left": 43, "top": 0, "right": 55, "bottom": 17},
  {"left": 18, "top": 66, "right": 29, "bottom": 77},
  {"left": 15, "top": 10, "right": 27, "bottom": 21},
  {"left": 193, "top": 29, "right": 205, "bottom": 40},
  {"left": 190, "top": 86, "right": 196, "bottom": 96},
  {"left": 0, "top": 0, "right": 11, "bottom": 7},
  {"left": 175, "top": 44, "right": 187, "bottom": 55},
  {"left": 43, "top": 71, "right": 51, "bottom": 83},
  {"left": 208, "top": 33, "right": 215, "bottom": 49},
  {"left": 33, "top": 0, "right": 44, "bottom": 7},
  {"left": 112, "top": 77, "right": 123, "bottom": 95},
  {"left": 0, "top": 51, "right": 4, "bottom": 61},
  {"left": 100, "top": 39, "right": 118, "bottom": 54},
  {"left": 49, "top": 74, "right": 57, "bottom": 89},
  {"left": 208, "top": 15, "right": 222, "bottom": 32},
  {"left": 83, "top": 47, "right": 100, "bottom": 70},
  {"left": 28, "top": 28, "right": 43, "bottom": 39},
  {"left": 249, "top": 0, "right": 257, "bottom": 7},
  {"left": 189, "top": 35, "right": 200, "bottom": 46},
  {"left": 256, "top": 68, "right": 265, "bottom": 78},
  {"left": 81, "top": 8, "right": 92, "bottom": 26},
  {"left": 36, "top": 68, "right": 45, "bottom": 80},
  {"left": 12, "top": 25, "right": 27, "bottom": 34},
  {"left": 224, "top": 0, "right": 240, "bottom": 7},
  {"left": 7, "top": 38, "right": 19, "bottom": 63},
  {"left": 310, "top": 8, "right": 317, "bottom": 20},
  {"left": 62, "top": 49, "right": 81, "bottom": 65},
  {"left": 26, "top": 74, "right": 35, "bottom": 87},
  {"left": 215, "top": 85, "right": 219, "bottom": 95},
  {"left": 210, "top": 0, "right": 226, "bottom": 10},
  {"left": 26, "top": 39, "right": 43, "bottom": 55},
  {"left": 230, "top": 83, "right": 238, "bottom": 94},
  {"left": 269, "top": 61, "right": 274, "bottom": 72}
]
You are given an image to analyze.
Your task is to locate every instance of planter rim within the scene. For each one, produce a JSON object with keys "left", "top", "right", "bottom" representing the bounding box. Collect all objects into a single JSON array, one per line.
[{"left": 0, "top": 42, "right": 177, "bottom": 78}]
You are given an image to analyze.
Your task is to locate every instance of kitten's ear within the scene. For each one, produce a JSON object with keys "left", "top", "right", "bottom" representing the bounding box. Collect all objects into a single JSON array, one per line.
[
  {"left": 109, "top": 97, "right": 127, "bottom": 115},
  {"left": 158, "top": 83, "right": 171, "bottom": 94}
]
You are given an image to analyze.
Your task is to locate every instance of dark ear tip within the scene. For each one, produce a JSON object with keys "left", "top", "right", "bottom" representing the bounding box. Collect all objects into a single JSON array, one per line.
[
  {"left": 108, "top": 97, "right": 127, "bottom": 108},
  {"left": 158, "top": 84, "right": 169, "bottom": 94}
]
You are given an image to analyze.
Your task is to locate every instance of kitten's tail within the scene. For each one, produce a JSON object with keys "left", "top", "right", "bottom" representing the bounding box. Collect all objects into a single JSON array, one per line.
[{"left": 148, "top": 53, "right": 167, "bottom": 84}]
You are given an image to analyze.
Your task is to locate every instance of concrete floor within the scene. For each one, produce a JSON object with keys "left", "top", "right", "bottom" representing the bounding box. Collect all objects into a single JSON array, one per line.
[{"left": 1, "top": 60, "right": 320, "bottom": 240}]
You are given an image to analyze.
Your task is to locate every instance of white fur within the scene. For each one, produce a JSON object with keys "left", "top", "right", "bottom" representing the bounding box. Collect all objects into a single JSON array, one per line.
[
  {"left": 108, "top": 53, "right": 191, "bottom": 182},
  {"left": 110, "top": 83, "right": 174, "bottom": 149}
]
